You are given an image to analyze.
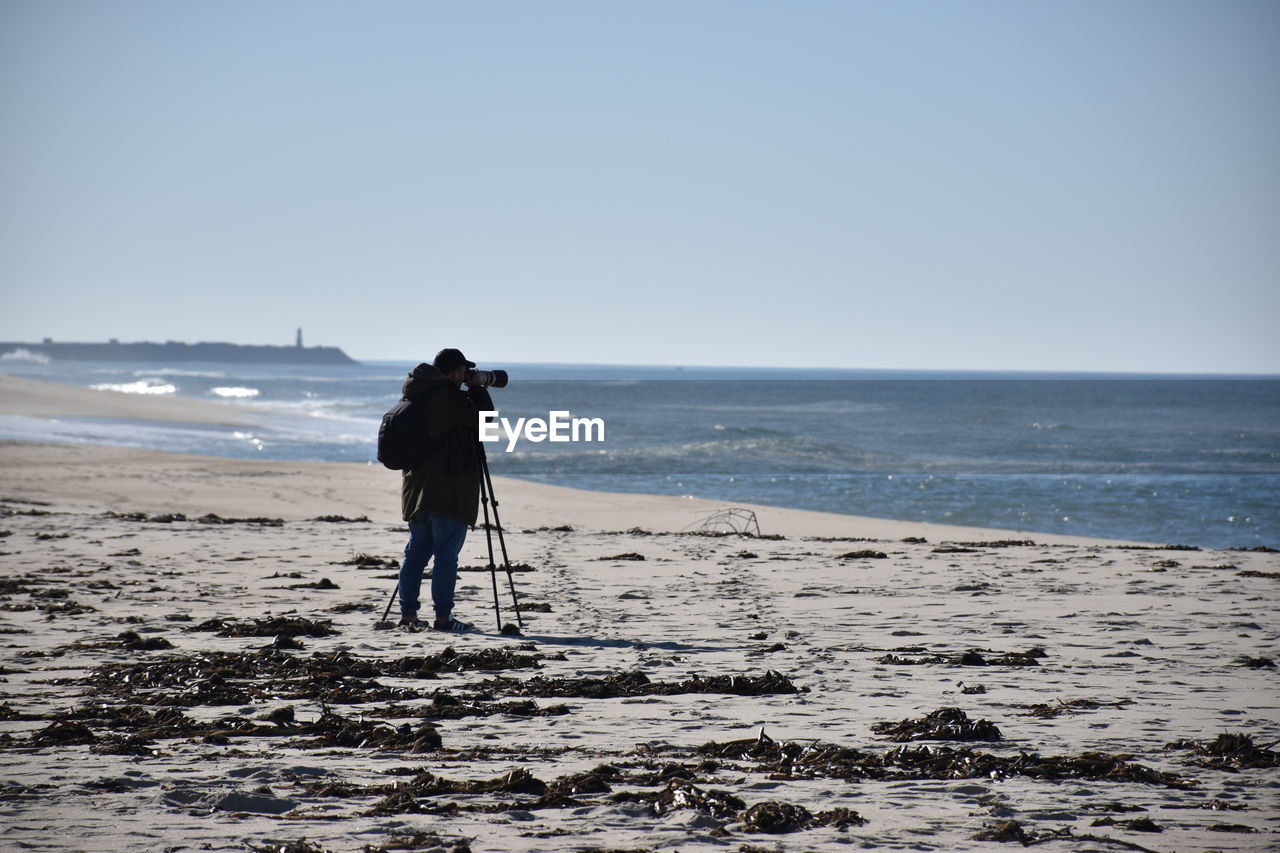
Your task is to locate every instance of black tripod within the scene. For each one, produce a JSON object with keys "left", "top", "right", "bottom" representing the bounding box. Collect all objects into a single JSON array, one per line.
[
  {"left": 477, "top": 442, "right": 523, "bottom": 632},
  {"left": 380, "top": 444, "right": 524, "bottom": 632}
]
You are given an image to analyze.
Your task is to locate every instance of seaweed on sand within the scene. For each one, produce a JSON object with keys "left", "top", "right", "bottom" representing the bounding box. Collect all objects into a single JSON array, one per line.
[
  {"left": 472, "top": 669, "right": 802, "bottom": 700},
  {"left": 29, "top": 720, "right": 97, "bottom": 746},
  {"left": 612, "top": 780, "right": 745, "bottom": 819},
  {"left": 333, "top": 553, "right": 398, "bottom": 569},
  {"left": 876, "top": 648, "right": 1046, "bottom": 667},
  {"left": 698, "top": 731, "right": 1196, "bottom": 789},
  {"left": 1018, "top": 698, "right": 1133, "bottom": 719},
  {"left": 364, "top": 768, "right": 595, "bottom": 816},
  {"left": 381, "top": 693, "right": 570, "bottom": 721},
  {"left": 738, "top": 801, "right": 867, "bottom": 833},
  {"left": 871, "top": 707, "right": 1003, "bottom": 742},
  {"left": 288, "top": 709, "right": 441, "bottom": 753},
  {"left": 362, "top": 833, "right": 472, "bottom": 853},
  {"left": 1166, "top": 732, "right": 1280, "bottom": 770},
  {"left": 188, "top": 615, "right": 340, "bottom": 638},
  {"left": 81, "top": 646, "right": 545, "bottom": 708},
  {"left": 971, "top": 820, "right": 1164, "bottom": 852}
]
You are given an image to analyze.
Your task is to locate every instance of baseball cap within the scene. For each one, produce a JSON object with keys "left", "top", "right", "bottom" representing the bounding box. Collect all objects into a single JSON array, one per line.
[{"left": 433, "top": 348, "right": 476, "bottom": 373}]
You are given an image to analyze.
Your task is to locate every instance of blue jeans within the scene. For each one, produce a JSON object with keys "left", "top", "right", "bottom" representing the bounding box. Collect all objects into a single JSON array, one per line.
[{"left": 399, "top": 512, "right": 468, "bottom": 621}]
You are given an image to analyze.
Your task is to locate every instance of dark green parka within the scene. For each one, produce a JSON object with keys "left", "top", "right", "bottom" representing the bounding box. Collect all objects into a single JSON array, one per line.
[{"left": 399, "top": 363, "right": 495, "bottom": 525}]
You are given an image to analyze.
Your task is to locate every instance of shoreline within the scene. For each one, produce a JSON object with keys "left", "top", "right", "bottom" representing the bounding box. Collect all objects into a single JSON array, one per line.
[
  {"left": 0, "top": 373, "right": 1151, "bottom": 546},
  {"left": 0, "top": 440, "right": 1145, "bottom": 548}
]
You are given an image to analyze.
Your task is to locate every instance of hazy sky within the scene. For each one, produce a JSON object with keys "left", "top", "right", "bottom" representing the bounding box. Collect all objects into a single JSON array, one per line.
[{"left": 2, "top": 0, "right": 1277, "bottom": 372}]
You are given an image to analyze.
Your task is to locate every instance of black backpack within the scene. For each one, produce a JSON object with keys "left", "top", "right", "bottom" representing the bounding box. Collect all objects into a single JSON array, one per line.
[{"left": 376, "top": 394, "right": 434, "bottom": 471}]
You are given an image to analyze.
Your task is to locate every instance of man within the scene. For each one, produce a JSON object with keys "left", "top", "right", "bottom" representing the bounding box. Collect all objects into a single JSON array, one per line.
[{"left": 397, "top": 348, "right": 494, "bottom": 631}]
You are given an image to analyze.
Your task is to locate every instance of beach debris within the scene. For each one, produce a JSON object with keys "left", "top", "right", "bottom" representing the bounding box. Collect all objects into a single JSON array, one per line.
[
  {"left": 102, "top": 511, "right": 287, "bottom": 526},
  {"left": 290, "top": 709, "right": 441, "bottom": 752},
  {"left": 972, "top": 820, "right": 1032, "bottom": 843},
  {"left": 310, "top": 514, "right": 371, "bottom": 523},
  {"left": 1236, "top": 569, "right": 1280, "bottom": 579},
  {"left": 1090, "top": 816, "right": 1162, "bottom": 832},
  {"left": 1018, "top": 698, "right": 1133, "bottom": 719},
  {"left": 697, "top": 736, "right": 1196, "bottom": 789},
  {"left": 971, "top": 821, "right": 1164, "bottom": 851},
  {"left": 333, "top": 553, "right": 398, "bottom": 569},
  {"left": 871, "top": 708, "right": 1003, "bottom": 742},
  {"left": 951, "top": 540, "right": 1037, "bottom": 548},
  {"left": 838, "top": 549, "right": 887, "bottom": 560},
  {"left": 1235, "top": 656, "right": 1275, "bottom": 669},
  {"left": 456, "top": 562, "right": 536, "bottom": 573},
  {"left": 287, "top": 578, "right": 340, "bottom": 590},
  {"left": 738, "top": 801, "right": 867, "bottom": 832},
  {"left": 933, "top": 545, "right": 978, "bottom": 554},
  {"left": 361, "top": 832, "right": 473, "bottom": 852},
  {"left": 597, "top": 552, "right": 646, "bottom": 561},
  {"left": 613, "top": 780, "right": 745, "bottom": 819},
  {"left": 1165, "top": 732, "right": 1280, "bottom": 770},
  {"left": 684, "top": 508, "right": 762, "bottom": 537},
  {"left": 80, "top": 646, "right": 545, "bottom": 708},
  {"left": 877, "top": 648, "right": 1045, "bottom": 667},
  {"left": 114, "top": 630, "right": 175, "bottom": 651},
  {"left": 382, "top": 694, "right": 570, "bottom": 721},
  {"left": 90, "top": 733, "right": 156, "bottom": 755},
  {"left": 363, "top": 768, "right": 572, "bottom": 816},
  {"left": 196, "top": 513, "right": 285, "bottom": 526},
  {"left": 188, "top": 615, "right": 339, "bottom": 638},
  {"left": 517, "top": 601, "right": 552, "bottom": 612},
  {"left": 474, "top": 669, "right": 802, "bottom": 700},
  {"left": 244, "top": 840, "right": 334, "bottom": 853},
  {"left": 29, "top": 720, "right": 97, "bottom": 746}
]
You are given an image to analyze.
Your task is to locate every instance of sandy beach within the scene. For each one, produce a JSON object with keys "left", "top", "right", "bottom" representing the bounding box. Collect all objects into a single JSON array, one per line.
[{"left": 0, "top": 378, "right": 1276, "bottom": 852}]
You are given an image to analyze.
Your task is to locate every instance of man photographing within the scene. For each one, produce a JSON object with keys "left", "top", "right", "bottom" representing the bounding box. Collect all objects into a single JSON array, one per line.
[{"left": 397, "top": 348, "right": 496, "bottom": 631}]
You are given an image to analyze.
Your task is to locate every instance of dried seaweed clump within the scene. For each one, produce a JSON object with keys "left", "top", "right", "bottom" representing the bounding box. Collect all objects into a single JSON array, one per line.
[
  {"left": 1166, "top": 733, "right": 1280, "bottom": 770},
  {"left": 477, "top": 669, "right": 801, "bottom": 700},
  {"left": 877, "top": 648, "right": 1045, "bottom": 667},
  {"left": 871, "top": 707, "right": 1003, "bottom": 742},
  {"left": 699, "top": 733, "right": 1195, "bottom": 789},
  {"left": 289, "top": 709, "right": 441, "bottom": 753},
  {"left": 739, "top": 800, "right": 867, "bottom": 833},
  {"left": 613, "top": 780, "right": 745, "bottom": 819},
  {"left": 189, "top": 615, "right": 340, "bottom": 638},
  {"left": 972, "top": 820, "right": 1165, "bottom": 851}
]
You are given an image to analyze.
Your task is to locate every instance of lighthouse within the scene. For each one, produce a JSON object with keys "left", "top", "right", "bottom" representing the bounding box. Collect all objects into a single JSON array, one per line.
[{"left": 296, "top": 328, "right": 303, "bottom": 348}]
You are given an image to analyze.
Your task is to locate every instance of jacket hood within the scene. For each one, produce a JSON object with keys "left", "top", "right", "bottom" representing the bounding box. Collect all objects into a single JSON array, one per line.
[{"left": 402, "top": 363, "right": 451, "bottom": 398}]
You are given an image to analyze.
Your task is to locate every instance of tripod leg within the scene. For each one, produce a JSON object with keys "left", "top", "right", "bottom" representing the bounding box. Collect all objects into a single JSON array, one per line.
[
  {"left": 479, "top": 451, "right": 523, "bottom": 628},
  {"left": 381, "top": 581, "right": 400, "bottom": 623},
  {"left": 478, "top": 464, "right": 503, "bottom": 632}
]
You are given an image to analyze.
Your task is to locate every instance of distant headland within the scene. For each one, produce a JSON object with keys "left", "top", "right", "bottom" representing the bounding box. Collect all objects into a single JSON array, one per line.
[{"left": 0, "top": 332, "right": 357, "bottom": 365}]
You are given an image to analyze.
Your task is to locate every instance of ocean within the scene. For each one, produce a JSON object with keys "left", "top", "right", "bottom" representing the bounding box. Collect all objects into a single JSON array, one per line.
[{"left": 1, "top": 352, "right": 1277, "bottom": 549}]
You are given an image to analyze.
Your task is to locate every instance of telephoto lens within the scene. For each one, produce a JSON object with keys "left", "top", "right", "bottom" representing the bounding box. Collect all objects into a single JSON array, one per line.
[{"left": 466, "top": 369, "right": 509, "bottom": 389}]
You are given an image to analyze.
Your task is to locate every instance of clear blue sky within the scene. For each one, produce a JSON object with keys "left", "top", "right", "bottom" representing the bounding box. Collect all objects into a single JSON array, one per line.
[{"left": 2, "top": 0, "right": 1277, "bottom": 372}]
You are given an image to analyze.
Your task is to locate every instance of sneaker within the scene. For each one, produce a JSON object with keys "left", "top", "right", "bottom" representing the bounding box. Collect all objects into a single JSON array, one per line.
[
  {"left": 433, "top": 617, "right": 475, "bottom": 633},
  {"left": 398, "top": 613, "right": 419, "bottom": 627}
]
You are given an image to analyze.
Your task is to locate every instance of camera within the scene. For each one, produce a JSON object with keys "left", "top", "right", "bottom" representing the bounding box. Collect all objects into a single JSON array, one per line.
[{"left": 465, "top": 368, "right": 508, "bottom": 389}]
